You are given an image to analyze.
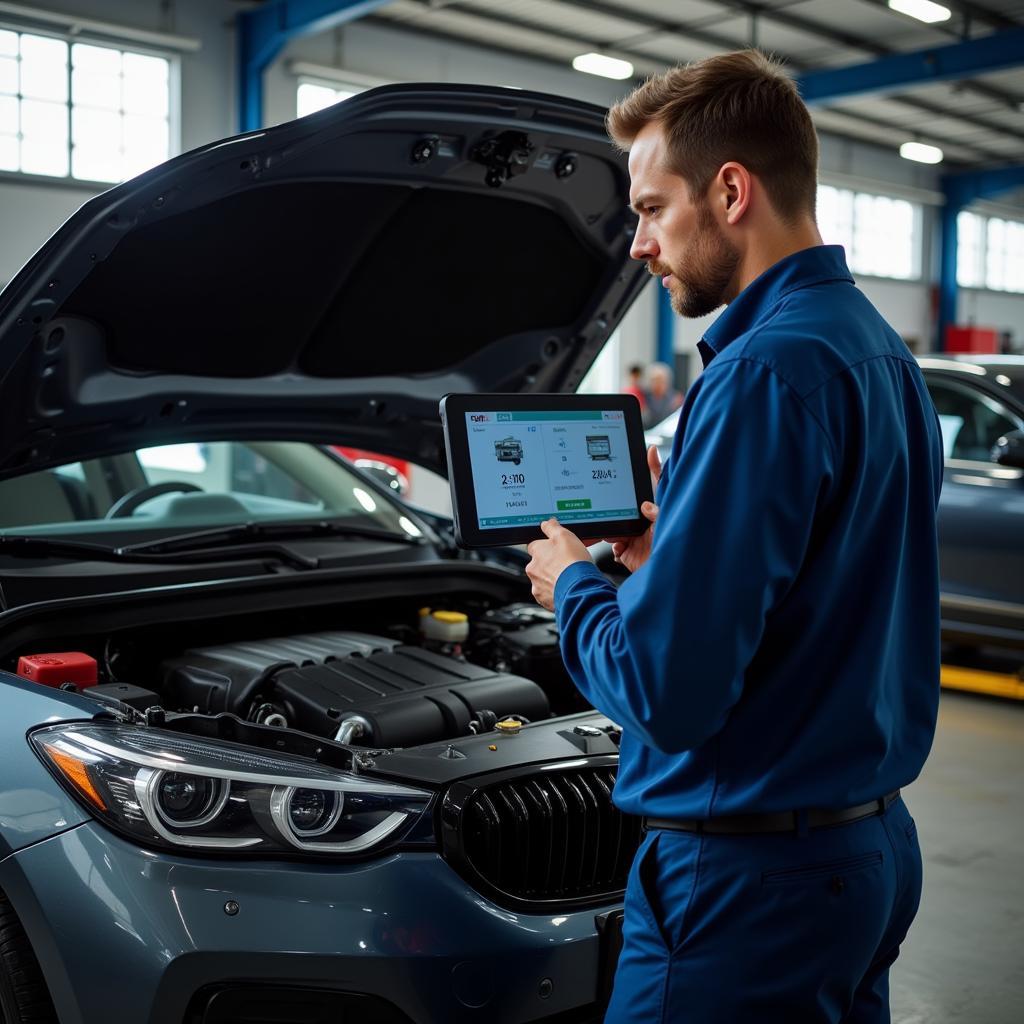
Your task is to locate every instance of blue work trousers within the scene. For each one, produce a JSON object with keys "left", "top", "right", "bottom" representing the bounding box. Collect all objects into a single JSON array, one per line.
[{"left": 605, "top": 796, "right": 922, "bottom": 1023}]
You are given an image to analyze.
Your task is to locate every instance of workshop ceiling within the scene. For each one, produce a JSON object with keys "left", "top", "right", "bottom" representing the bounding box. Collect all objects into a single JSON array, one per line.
[{"left": 363, "top": 0, "right": 1024, "bottom": 168}]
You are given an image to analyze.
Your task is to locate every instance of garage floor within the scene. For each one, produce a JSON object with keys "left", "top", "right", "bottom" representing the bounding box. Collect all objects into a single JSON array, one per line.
[{"left": 891, "top": 692, "right": 1024, "bottom": 1023}]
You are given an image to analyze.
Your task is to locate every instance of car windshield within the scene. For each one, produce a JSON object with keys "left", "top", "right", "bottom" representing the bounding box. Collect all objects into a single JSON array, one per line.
[{"left": 0, "top": 440, "right": 416, "bottom": 538}]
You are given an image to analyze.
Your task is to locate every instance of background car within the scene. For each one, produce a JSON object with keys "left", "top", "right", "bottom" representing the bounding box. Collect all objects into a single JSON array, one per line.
[{"left": 644, "top": 354, "right": 1024, "bottom": 651}]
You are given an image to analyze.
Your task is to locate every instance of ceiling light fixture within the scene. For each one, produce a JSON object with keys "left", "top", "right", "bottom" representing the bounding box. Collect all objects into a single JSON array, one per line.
[
  {"left": 900, "top": 141, "right": 944, "bottom": 164},
  {"left": 887, "top": 0, "right": 952, "bottom": 24},
  {"left": 572, "top": 52, "right": 634, "bottom": 80}
]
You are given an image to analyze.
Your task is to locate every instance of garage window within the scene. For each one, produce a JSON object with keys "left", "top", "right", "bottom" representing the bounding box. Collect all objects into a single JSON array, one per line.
[
  {"left": 296, "top": 76, "right": 363, "bottom": 118},
  {"left": 957, "top": 211, "right": 1024, "bottom": 294},
  {"left": 817, "top": 184, "right": 921, "bottom": 280},
  {"left": 0, "top": 27, "right": 173, "bottom": 183}
]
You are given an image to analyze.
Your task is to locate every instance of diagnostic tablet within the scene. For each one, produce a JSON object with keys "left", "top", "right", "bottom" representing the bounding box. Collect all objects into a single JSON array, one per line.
[{"left": 440, "top": 393, "right": 653, "bottom": 548}]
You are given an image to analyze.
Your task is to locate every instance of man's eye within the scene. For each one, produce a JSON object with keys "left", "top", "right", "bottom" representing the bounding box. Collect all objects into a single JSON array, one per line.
[{"left": 646, "top": 206, "right": 660, "bottom": 216}]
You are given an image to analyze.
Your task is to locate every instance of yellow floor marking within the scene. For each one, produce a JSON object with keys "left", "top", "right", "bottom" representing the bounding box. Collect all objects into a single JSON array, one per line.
[{"left": 941, "top": 664, "right": 1024, "bottom": 701}]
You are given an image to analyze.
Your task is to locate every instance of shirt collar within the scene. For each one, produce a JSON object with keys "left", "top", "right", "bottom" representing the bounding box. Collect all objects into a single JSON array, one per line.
[{"left": 700, "top": 244, "right": 854, "bottom": 361}]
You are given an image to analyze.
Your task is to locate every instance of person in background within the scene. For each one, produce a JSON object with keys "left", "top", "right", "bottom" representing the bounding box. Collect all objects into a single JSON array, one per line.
[
  {"left": 622, "top": 363, "right": 647, "bottom": 411},
  {"left": 642, "top": 361, "right": 682, "bottom": 427}
]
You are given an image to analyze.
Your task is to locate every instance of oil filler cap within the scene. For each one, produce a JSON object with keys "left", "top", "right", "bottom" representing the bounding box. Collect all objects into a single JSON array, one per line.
[{"left": 494, "top": 718, "right": 523, "bottom": 735}]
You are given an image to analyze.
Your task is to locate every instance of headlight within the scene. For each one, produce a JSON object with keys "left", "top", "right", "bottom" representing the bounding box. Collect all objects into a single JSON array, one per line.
[{"left": 31, "top": 723, "right": 434, "bottom": 857}]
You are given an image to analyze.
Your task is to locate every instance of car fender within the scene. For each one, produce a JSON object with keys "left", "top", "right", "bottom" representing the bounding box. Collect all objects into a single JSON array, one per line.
[{"left": 0, "top": 672, "right": 104, "bottom": 859}]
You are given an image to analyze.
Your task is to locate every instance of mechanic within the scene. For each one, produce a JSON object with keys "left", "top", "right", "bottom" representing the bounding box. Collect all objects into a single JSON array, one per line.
[{"left": 525, "top": 50, "right": 944, "bottom": 1023}]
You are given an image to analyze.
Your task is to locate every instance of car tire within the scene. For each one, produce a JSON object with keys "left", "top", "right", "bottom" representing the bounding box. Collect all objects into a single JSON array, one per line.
[{"left": 0, "top": 889, "right": 56, "bottom": 1023}]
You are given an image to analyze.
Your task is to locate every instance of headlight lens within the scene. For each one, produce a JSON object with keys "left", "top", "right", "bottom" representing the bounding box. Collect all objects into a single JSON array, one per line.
[{"left": 32, "top": 723, "right": 433, "bottom": 857}]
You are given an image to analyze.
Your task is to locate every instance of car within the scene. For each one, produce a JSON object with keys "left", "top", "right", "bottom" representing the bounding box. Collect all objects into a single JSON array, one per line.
[
  {"left": 644, "top": 354, "right": 1024, "bottom": 650},
  {"left": 0, "top": 83, "right": 649, "bottom": 1024},
  {"left": 494, "top": 436, "right": 524, "bottom": 464}
]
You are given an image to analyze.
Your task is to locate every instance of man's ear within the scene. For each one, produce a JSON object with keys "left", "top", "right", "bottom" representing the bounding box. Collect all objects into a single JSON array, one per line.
[{"left": 717, "top": 162, "right": 753, "bottom": 225}]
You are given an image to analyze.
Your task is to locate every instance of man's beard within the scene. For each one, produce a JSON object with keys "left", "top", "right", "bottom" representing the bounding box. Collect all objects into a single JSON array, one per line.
[{"left": 651, "top": 203, "right": 740, "bottom": 318}]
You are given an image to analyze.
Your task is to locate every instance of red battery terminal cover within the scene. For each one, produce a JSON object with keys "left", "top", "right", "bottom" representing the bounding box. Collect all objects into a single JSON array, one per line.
[{"left": 16, "top": 652, "right": 98, "bottom": 689}]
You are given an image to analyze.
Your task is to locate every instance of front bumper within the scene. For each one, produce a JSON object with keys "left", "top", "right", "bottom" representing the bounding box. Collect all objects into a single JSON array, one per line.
[{"left": 0, "top": 821, "right": 612, "bottom": 1024}]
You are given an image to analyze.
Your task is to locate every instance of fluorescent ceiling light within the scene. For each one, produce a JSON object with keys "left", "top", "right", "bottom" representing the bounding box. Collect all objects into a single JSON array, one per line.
[
  {"left": 887, "top": 0, "right": 952, "bottom": 24},
  {"left": 900, "top": 141, "right": 944, "bottom": 164},
  {"left": 572, "top": 52, "right": 634, "bottom": 80}
]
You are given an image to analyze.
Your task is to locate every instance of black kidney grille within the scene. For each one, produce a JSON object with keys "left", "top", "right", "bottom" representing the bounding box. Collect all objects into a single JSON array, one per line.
[{"left": 461, "top": 767, "right": 642, "bottom": 904}]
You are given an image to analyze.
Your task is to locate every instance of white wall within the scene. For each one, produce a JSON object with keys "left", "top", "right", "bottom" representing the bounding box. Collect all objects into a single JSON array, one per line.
[
  {"left": 0, "top": 0, "right": 237, "bottom": 285},
  {"left": 959, "top": 288, "right": 1024, "bottom": 340}
]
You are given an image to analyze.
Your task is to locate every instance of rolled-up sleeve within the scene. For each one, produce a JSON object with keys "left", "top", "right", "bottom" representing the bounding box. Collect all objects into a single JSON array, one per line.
[{"left": 554, "top": 357, "right": 834, "bottom": 754}]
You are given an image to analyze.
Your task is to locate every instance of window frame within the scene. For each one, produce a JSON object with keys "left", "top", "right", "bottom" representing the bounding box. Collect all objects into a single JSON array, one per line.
[{"left": 0, "top": 22, "right": 180, "bottom": 189}]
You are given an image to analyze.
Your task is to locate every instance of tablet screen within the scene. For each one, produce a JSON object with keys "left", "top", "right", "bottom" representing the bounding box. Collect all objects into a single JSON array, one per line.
[{"left": 464, "top": 407, "right": 639, "bottom": 531}]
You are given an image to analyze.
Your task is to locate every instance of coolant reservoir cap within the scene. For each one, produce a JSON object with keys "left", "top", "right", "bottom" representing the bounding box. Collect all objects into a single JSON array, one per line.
[
  {"left": 431, "top": 610, "right": 468, "bottom": 624},
  {"left": 494, "top": 718, "right": 522, "bottom": 735}
]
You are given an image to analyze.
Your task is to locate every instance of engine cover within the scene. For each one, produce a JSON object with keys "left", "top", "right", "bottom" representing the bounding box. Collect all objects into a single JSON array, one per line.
[{"left": 162, "top": 631, "right": 550, "bottom": 747}]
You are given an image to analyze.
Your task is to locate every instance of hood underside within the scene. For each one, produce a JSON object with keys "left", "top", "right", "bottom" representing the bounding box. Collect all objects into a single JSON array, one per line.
[{"left": 0, "top": 84, "right": 647, "bottom": 479}]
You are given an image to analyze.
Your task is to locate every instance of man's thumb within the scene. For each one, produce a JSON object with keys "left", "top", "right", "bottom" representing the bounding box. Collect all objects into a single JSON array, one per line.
[{"left": 641, "top": 501, "right": 659, "bottom": 523}]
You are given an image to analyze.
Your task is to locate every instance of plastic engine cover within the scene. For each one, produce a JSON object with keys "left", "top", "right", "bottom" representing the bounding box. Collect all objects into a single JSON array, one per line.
[{"left": 162, "top": 631, "right": 550, "bottom": 747}]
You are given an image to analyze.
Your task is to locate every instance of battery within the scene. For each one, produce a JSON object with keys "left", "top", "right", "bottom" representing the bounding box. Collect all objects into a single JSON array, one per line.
[{"left": 16, "top": 652, "right": 99, "bottom": 689}]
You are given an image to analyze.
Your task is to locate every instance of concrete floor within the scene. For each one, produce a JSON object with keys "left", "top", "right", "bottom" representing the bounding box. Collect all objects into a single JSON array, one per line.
[{"left": 891, "top": 691, "right": 1024, "bottom": 1023}]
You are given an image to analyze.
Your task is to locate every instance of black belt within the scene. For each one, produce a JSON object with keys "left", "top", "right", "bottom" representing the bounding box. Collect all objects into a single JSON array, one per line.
[{"left": 642, "top": 790, "right": 900, "bottom": 836}]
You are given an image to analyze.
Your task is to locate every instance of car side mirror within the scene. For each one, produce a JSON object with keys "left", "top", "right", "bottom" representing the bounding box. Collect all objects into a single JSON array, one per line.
[{"left": 992, "top": 429, "right": 1024, "bottom": 470}]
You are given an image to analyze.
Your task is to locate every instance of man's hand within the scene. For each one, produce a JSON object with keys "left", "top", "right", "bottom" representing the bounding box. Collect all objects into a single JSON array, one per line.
[
  {"left": 525, "top": 518, "right": 591, "bottom": 611},
  {"left": 602, "top": 445, "right": 662, "bottom": 574}
]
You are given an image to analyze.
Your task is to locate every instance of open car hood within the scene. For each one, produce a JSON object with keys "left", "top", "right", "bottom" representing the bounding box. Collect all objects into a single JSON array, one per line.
[{"left": 0, "top": 84, "right": 647, "bottom": 480}]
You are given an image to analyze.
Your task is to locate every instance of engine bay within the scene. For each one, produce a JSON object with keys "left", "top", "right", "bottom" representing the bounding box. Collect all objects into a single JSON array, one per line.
[{"left": 8, "top": 594, "right": 606, "bottom": 757}]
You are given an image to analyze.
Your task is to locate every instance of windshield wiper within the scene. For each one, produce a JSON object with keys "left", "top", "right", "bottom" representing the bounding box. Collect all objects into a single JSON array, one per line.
[{"left": 116, "top": 519, "right": 421, "bottom": 556}]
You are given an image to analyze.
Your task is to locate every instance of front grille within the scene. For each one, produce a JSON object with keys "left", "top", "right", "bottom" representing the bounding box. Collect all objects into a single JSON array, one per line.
[{"left": 443, "top": 762, "right": 642, "bottom": 909}]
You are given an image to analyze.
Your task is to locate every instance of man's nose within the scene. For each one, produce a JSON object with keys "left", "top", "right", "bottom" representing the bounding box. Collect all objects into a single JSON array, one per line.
[{"left": 630, "top": 227, "right": 658, "bottom": 262}]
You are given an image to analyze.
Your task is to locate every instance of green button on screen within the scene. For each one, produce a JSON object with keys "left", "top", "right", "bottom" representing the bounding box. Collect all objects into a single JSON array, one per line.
[{"left": 557, "top": 498, "right": 592, "bottom": 511}]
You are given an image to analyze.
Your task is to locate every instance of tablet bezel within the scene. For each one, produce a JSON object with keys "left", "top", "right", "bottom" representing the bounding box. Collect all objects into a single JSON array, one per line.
[{"left": 440, "top": 392, "right": 653, "bottom": 549}]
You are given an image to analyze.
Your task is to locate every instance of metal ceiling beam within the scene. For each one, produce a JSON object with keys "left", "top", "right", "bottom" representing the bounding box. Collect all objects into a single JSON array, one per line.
[
  {"left": 813, "top": 105, "right": 1008, "bottom": 163},
  {"left": 796, "top": 26, "right": 1024, "bottom": 105},
  {"left": 856, "top": 0, "right": 1019, "bottom": 33},
  {"left": 407, "top": 0, "right": 1018, "bottom": 163},
  {"left": 646, "top": 0, "right": 1024, "bottom": 111},
  {"left": 237, "top": 0, "right": 391, "bottom": 131},
  {"left": 566, "top": 0, "right": 1024, "bottom": 133},
  {"left": 938, "top": 163, "right": 1024, "bottom": 349},
  {"left": 371, "top": 10, "right": 999, "bottom": 165}
]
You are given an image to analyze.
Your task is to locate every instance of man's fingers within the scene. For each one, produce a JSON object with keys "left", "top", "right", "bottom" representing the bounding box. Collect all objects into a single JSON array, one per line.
[
  {"left": 641, "top": 501, "right": 659, "bottom": 524},
  {"left": 647, "top": 444, "right": 663, "bottom": 486},
  {"left": 539, "top": 517, "right": 562, "bottom": 538}
]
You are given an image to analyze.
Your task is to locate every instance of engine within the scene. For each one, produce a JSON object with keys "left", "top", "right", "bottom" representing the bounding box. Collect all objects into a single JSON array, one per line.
[
  {"left": 160, "top": 626, "right": 552, "bottom": 748},
  {"left": 11, "top": 597, "right": 575, "bottom": 750}
]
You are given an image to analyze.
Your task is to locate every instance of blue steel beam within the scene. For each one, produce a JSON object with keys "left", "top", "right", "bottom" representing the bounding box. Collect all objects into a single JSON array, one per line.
[
  {"left": 938, "top": 164, "right": 1024, "bottom": 350},
  {"left": 237, "top": 0, "right": 391, "bottom": 132},
  {"left": 796, "top": 26, "right": 1024, "bottom": 106}
]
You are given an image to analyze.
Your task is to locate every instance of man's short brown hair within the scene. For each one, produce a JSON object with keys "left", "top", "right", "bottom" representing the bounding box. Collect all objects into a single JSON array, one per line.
[{"left": 607, "top": 50, "right": 818, "bottom": 223}]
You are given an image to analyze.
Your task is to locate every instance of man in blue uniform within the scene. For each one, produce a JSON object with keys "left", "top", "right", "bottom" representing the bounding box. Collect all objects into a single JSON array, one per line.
[{"left": 525, "top": 51, "right": 943, "bottom": 1022}]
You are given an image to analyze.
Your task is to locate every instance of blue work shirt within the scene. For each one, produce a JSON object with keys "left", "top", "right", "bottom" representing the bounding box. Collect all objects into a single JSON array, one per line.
[{"left": 554, "top": 245, "right": 944, "bottom": 818}]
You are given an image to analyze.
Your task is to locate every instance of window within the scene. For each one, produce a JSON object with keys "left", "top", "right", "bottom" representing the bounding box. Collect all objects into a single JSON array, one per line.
[
  {"left": 957, "top": 210, "right": 1024, "bottom": 293},
  {"left": 817, "top": 184, "right": 921, "bottom": 280},
  {"left": 926, "top": 378, "right": 1022, "bottom": 462},
  {"left": 296, "top": 78, "right": 361, "bottom": 118},
  {"left": 0, "top": 27, "right": 172, "bottom": 183}
]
